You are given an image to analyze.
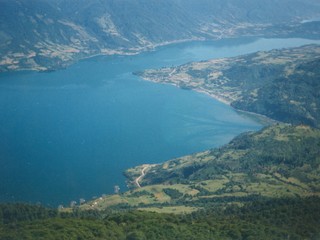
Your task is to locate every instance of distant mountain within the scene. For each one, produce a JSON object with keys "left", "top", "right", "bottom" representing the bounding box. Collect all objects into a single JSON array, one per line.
[
  {"left": 1, "top": 0, "right": 320, "bottom": 71},
  {"left": 137, "top": 45, "right": 320, "bottom": 128}
]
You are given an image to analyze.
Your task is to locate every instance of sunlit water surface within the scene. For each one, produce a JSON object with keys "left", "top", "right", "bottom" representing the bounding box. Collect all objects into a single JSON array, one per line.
[{"left": 1, "top": 37, "right": 319, "bottom": 206}]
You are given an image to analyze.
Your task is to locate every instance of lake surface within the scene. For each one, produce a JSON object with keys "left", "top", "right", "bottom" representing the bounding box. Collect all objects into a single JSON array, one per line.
[{"left": 1, "top": 37, "right": 319, "bottom": 206}]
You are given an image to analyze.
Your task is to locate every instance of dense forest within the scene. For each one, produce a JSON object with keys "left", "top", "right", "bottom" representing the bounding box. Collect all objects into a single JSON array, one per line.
[{"left": 0, "top": 197, "right": 319, "bottom": 239}]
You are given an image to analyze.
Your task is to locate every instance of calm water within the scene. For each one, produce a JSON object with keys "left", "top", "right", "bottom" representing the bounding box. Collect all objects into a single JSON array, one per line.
[{"left": 1, "top": 37, "right": 319, "bottom": 206}]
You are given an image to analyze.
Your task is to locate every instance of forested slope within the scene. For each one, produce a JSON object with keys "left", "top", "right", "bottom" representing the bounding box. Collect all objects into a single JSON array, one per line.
[
  {"left": 138, "top": 45, "right": 320, "bottom": 127},
  {"left": 1, "top": 198, "right": 320, "bottom": 239}
]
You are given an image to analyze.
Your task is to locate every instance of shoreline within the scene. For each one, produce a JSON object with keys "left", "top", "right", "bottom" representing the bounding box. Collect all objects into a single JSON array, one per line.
[
  {"left": 186, "top": 86, "right": 279, "bottom": 126},
  {"left": 0, "top": 37, "right": 208, "bottom": 74},
  {"left": 141, "top": 77, "right": 278, "bottom": 127},
  {"left": 61, "top": 37, "right": 212, "bottom": 67},
  {"left": 2, "top": 18, "right": 320, "bottom": 74},
  {"left": 76, "top": 37, "right": 206, "bottom": 65}
]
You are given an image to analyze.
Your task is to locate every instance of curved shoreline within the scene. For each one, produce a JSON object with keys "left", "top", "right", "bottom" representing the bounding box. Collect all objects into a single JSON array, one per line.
[
  {"left": 142, "top": 78, "right": 278, "bottom": 127},
  {"left": 194, "top": 88, "right": 278, "bottom": 126},
  {"left": 0, "top": 37, "right": 208, "bottom": 73}
]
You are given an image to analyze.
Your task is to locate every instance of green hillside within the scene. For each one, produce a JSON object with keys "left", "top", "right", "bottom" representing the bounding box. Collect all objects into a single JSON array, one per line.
[
  {"left": 1, "top": 124, "right": 320, "bottom": 239},
  {"left": 77, "top": 124, "right": 320, "bottom": 213},
  {"left": 137, "top": 44, "right": 320, "bottom": 127}
]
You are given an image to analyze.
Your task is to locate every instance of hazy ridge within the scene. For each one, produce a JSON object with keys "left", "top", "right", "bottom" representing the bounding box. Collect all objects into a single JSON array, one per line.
[{"left": 1, "top": 0, "right": 320, "bottom": 71}]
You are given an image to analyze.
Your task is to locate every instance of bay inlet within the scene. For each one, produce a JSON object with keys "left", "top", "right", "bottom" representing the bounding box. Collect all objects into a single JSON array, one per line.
[{"left": 0, "top": 37, "right": 319, "bottom": 206}]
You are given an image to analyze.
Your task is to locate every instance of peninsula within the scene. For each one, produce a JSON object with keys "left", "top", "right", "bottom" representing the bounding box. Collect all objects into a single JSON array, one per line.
[{"left": 136, "top": 44, "right": 320, "bottom": 127}]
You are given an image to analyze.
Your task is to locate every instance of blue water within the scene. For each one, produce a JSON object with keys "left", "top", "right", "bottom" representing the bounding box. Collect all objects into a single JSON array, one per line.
[{"left": 1, "top": 37, "right": 319, "bottom": 206}]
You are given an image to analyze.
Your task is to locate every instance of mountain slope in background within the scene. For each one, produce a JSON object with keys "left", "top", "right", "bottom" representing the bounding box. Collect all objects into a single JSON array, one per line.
[{"left": 1, "top": 0, "right": 320, "bottom": 71}]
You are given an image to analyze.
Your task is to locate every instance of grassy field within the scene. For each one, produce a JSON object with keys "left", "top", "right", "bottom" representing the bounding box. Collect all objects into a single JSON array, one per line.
[
  {"left": 138, "top": 206, "right": 199, "bottom": 214},
  {"left": 79, "top": 125, "right": 320, "bottom": 213}
]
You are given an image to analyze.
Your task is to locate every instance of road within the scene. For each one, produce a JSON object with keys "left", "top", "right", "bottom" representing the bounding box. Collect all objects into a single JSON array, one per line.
[{"left": 135, "top": 165, "right": 149, "bottom": 188}]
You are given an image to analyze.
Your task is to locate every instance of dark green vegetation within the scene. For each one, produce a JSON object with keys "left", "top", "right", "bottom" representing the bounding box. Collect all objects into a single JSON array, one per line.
[
  {"left": 140, "top": 125, "right": 320, "bottom": 188},
  {"left": 1, "top": 197, "right": 320, "bottom": 239},
  {"left": 1, "top": 0, "right": 320, "bottom": 71},
  {"left": 85, "top": 125, "right": 319, "bottom": 212},
  {"left": 1, "top": 125, "right": 320, "bottom": 239},
  {"left": 1, "top": 1, "right": 320, "bottom": 239},
  {"left": 138, "top": 45, "right": 320, "bottom": 127},
  {"left": 1, "top": 121, "right": 320, "bottom": 239}
]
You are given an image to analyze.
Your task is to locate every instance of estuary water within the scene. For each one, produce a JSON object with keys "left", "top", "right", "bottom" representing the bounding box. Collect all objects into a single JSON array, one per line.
[{"left": 0, "top": 37, "right": 319, "bottom": 206}]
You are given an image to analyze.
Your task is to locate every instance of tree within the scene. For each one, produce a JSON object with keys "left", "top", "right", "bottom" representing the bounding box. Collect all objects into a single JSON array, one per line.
[{"left": 126, "top": 231, "right": 146, "bottom": 240}]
